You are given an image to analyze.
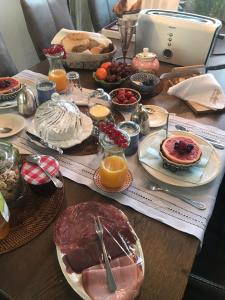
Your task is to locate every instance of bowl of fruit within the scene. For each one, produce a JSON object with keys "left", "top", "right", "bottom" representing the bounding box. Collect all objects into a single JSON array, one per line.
[
  {"left": 130, "top": 72, "right": 160, "bottom": 94},
  {"left": 93, "top": 61, "right": 134, "bottom": 89},
  {"left": 109, "top": 88, "right": 141, "bottom": 111}
]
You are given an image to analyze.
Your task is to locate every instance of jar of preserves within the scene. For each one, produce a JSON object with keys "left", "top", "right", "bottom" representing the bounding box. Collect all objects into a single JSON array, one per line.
[
  {"left": 132, "top": 48, "right": 160, "bottom": 73},
  {"left": 0, "top": 141, "right": 24, "bottom": 207}
]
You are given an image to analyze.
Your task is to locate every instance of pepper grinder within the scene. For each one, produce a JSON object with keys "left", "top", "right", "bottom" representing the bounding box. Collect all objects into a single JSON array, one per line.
[
  {"left": 17, "top": 84, "right": 38, "bottom": 117},
  {"left": 130, "top": 103, "right": 150, "bottom": 135}
]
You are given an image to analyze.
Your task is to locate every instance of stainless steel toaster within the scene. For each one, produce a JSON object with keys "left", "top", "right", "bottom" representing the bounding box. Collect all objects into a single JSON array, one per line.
[{"left": 136, "top": 10, "right": 222, "bottom": 66}]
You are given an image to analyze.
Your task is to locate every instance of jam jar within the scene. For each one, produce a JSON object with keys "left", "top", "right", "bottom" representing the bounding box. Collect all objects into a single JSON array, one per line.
[
  {"left": 0, "top": 141, "right": 24, "bottom": 207},
  {"left": 132, "top": 48, "right": 160, "bottom": 73}
]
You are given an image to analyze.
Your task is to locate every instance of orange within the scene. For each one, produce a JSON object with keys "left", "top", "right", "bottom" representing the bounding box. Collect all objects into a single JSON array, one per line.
[
  {"left": 95, "top": 68, "right": 108, "bottom": 80},
  {"left": 99, "top": 155, "right": 128, "bottom": 188},
  {"left": 100, "top": 62, "right": 112, "bottom": 70}
]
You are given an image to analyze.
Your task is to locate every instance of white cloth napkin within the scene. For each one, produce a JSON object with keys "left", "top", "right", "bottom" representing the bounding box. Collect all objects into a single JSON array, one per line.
[{"left": 168, "top": 73, "right": 225, "bottom": 110}]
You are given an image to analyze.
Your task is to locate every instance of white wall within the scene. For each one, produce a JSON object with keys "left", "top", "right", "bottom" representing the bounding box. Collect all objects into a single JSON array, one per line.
[{"left": 0, "top": 0, "right": 40, "bottom": 71}]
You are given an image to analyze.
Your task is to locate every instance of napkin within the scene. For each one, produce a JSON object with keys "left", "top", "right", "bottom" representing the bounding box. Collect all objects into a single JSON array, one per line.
[
  {"left": 139, "top": 130, "right": 213, "bottom": 184},
  {"left": 167, "top": 73, "right": 225, "bottom": 110}
]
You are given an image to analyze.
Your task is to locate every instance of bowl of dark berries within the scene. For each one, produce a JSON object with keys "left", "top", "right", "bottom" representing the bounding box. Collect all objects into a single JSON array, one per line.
[
  {"left": 130, "top": 72, "right": 160, "bottom": 94},
  {"left": 93, "top": 61, "right": 134, "bottom": 89},
  {"left": 159, "top": 135, "right": 202, "bottom": 172},
  {"left": 109, "top": 88, "right": 141, "bottom": 111}
]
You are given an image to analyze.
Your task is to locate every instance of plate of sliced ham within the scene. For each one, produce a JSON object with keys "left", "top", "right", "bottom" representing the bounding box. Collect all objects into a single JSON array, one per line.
[{"left": 54, "top": 202, "right": 145, "bottom": 300}]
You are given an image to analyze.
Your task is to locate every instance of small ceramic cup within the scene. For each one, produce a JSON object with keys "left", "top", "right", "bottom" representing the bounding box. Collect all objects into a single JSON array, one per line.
[
  {"left": 36, "top": 80, "right": 56, "bottom": 104},
  {"left": 117, "top": 121, "right": 140, "bottom": 156}
]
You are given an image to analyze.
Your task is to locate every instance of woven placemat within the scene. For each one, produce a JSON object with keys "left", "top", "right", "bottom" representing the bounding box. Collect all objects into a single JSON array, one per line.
[
  {"left": 0, "top": 172, "right": 64, "bottom": 254},
  {"left": 64, "top": 108, "right": 125, "bottom": 156}
]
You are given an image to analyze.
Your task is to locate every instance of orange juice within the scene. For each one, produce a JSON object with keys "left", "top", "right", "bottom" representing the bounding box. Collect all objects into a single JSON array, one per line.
[
  {"left": 99, "top": 155, "right": 128, "bottom": 188},
  {"left": 48, "top": 69, "right": 68, "bottom": 92}
]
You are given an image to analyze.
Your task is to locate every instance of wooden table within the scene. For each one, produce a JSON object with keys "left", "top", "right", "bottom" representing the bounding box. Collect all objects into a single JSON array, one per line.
[{"left": 0, "top": 57, "right": 225, "bottom": 300}]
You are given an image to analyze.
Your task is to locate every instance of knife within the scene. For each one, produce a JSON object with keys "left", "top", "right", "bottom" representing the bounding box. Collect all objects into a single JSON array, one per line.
[{"left": 26, "top": 131, "right": 63, "bottom": 155}]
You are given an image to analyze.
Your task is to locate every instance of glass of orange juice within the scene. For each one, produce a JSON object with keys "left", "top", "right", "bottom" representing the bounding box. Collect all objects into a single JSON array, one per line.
[
  {"left": 46, "top": 51, "right": 68, "bottom": 92},
  {"left": 98, "top": 128, "right": 130, "bottom": 189}
]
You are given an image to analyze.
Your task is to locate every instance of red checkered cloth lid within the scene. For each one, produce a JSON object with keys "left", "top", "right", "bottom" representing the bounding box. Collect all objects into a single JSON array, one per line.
[{"left": 21, "top": 155, "right": 60, "bottom": 185}]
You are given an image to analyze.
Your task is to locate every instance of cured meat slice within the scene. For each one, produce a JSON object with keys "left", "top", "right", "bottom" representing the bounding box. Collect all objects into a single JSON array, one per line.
[
  {"left": 54, "top": 202, "right": 136, "bottom": 273},
  {"left": 82, "top": 256, "right": 144, "bottom": 300},
  {"left": 161, "top": 136, "right": 202, "bottom": 165},
  {"left": 0, "top": 77, "right": 20, "bottom": 95}
]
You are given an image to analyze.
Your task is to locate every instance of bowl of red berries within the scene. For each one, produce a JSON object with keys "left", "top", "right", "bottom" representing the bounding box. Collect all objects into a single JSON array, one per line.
[
  {"left": 109, "top": 88, "right": 141, "bottom": 111},
  {"left": 93, "top": 61, "right": 134, "bottom": 89}
]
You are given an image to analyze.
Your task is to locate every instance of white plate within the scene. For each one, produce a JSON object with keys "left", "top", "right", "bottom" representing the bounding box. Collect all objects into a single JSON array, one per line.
[
  {"left": 27, "top": 112, "right": 93, "bottom": 149},
  {"left": 0, "top": 114, "right": 25, "bottom": 138},
  {"left": 56, "top": 227, "right": 144, "bottom": 300},
  {"left": 138, "top": 130, "right": 221, "bottom": 187},
  {"left": 143, "top": 105, "right": 168, "bottom": 128},
  {"left": 0, "top": 100, "right": 17, "bottom": 110}
]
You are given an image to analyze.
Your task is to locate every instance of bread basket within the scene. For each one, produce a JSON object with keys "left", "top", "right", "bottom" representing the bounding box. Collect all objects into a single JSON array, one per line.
[{"left": 51, "top": 29, "right": 117, "bottom": 70}]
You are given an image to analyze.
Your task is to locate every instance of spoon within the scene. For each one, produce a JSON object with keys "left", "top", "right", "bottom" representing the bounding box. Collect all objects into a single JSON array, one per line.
[
  {"left": 26, "top": 154, "right": 63, "bottom": 188},
  {"left": 0, "top": 127, "right": 12, "bottom": 133},
  {"left": 175, "top": 124, "right": 224, "bottom": 150},
  {"left": 144, "top": 107, "right": 155, "bottom": 114}
]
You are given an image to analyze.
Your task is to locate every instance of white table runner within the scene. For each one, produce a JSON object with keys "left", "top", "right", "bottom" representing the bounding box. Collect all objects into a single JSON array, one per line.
[
  {"left": 13, "top": 115, "right": 225, "bottom": 244},
  {"left": 4, "top": 70, "right": 225, "bottom": 244}
]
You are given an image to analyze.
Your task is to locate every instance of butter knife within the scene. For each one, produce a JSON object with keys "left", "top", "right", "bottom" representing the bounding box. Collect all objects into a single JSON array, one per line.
[{"left": 26, "top": 131, "right": 63, "bottom": 154}]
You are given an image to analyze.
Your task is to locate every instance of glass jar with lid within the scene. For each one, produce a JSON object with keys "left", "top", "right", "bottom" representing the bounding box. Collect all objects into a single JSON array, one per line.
[
  {"left": 0, "top": 141, "right": 24, "bottom": 208},
  {"left": 88, "top": 89, "right": 114, "bottom": 136},
  {"left": 98, "top": 129, "right": 130, "bottom": 188},
  {"left": 132, "top": 48, "right": 160, "bottom": 73}
]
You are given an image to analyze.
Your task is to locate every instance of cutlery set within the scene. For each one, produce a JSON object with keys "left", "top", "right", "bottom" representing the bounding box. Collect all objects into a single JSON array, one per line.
[
  {"left": 26, "top": 131, "right": 63, "bottom": 154},
  {"left": 175, "top": 125, "right": 224, "bottom": 150},
  {"left": 94, "top": 216, "right": 117, "bottom": 292},
  {"left": 148, "top": 181, "right": 206, "bottom": 210}
]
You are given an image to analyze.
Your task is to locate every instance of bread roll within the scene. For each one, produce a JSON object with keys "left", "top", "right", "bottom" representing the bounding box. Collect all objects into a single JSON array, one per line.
[
  {"left": 61, "top": 36, "right": 77, "bottom": 52},
  {"left": 90, "top": 47, "right": 103, "bottom": 54},
  {"left": 72, "top": 39, "right": 90, "bottom": 52},
  {"left": 67, "top": 32, "right": 90, "bottom": 40}
]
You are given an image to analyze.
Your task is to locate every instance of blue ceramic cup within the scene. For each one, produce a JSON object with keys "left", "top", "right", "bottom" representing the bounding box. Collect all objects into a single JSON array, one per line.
[
  {"left": 36, "top": 80, "right": 56, "bottom": 104},
  {"left": 117, "top": 121, "right": 140, "bottom": 156}
]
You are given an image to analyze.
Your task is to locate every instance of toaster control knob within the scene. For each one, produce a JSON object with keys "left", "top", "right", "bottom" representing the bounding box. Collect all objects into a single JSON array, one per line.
[{"left": 163, "top": 49, "right": 173, "bottom": 58}]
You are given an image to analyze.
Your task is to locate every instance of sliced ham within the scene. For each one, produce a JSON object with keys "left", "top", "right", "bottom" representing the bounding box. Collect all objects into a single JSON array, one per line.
[
  {"left": 54, "top": 202, "right": 136, "bottom": 273},
  {"left": 82, "top": 256, "right": 144, "bottom": 300}
]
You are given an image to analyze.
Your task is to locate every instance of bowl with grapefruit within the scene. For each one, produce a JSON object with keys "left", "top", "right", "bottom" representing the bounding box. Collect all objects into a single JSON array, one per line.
[{"left": 160, "top": 135, "right": 202, "bottom": 171}]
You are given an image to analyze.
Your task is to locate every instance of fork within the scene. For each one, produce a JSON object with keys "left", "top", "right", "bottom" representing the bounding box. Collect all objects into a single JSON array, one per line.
[
  {"left": 94, "top": 217, "right": 117, "bottom": 292},
  {"left": 148, "top": 181, "right": 206, "bottom": 210}
]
